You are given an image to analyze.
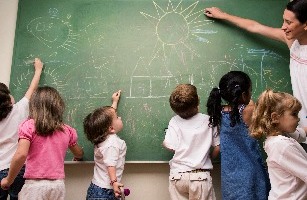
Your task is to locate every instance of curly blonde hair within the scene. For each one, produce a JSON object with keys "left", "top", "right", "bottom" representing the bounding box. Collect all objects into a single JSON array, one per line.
[{"left": 250, "top": 89, "right": 301, "bottom": 139}]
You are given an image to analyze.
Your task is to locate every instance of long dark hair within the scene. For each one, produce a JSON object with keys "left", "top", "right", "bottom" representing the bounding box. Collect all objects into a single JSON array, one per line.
[
  {"left": 0, "top": 83, "right": 13, "bottom": 121},
  {"left": 207, "top": 71, "right": 251, "bottom": 127},
  {"left": 287, "top": 0, "right": 307, "bottom": 24}
]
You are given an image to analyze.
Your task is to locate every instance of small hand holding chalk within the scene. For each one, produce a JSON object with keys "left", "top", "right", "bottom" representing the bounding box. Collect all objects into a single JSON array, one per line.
[
  {"left": 33, "top": 58, "right": 44, "bottom": 72},
  {"left": 111, "top": 90, "right": 121, "bottom": 109},
  {"left": 114, "top": 90, "right": 121, "bottom": 98}
]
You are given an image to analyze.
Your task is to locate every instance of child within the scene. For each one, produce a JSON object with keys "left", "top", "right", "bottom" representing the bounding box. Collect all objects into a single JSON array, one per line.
[
  {"left": 163, "top": 84, "right": 220, "bottom": 200},
  {"left": 0, "top": 86, "right": 84, "bottom": 200},
  {"left": 204, "top": 0, "right": 307, "bottom": 148},
  {"left": 206, "top": 71, "right": 270, "bottom": 200},
  {"left": 250, "top": 89, "right": 307, "bottom": 199},
  {"left": 0, "top": 58, "right": 43, "bottom": 200},
  {"left": 83, "top": 90, "right": 126, "bottom": 200}
]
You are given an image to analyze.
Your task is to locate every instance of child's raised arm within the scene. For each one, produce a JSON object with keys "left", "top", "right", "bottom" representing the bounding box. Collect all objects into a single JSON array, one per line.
[
  {"left": 24, "top": 58, "right": 43, "bottom": 100},
  {"left": 111, "top": 90, "right": 121, "bottom": 110}
]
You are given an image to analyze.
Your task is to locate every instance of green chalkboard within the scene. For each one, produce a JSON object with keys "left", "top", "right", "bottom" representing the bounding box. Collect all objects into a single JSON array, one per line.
[{"left": 10, "top": 0, "right": 291, "bottom": 161}]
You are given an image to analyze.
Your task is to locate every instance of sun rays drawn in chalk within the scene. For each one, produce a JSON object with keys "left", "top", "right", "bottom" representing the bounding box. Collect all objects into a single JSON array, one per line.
[
  {"left": 27, "top": 8, "right": 80, "bottom": 54},
  {"left": 128, "top": 0, "right": 214, "bottom": 99},
  {"left": 11, "top": 66, "right": 66, "bottom": 100},
  {"left": 140, "top": 0, "right": 214, "bottom": 65}
]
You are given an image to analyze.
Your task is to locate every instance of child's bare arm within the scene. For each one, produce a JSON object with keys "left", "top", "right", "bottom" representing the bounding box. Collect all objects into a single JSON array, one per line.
[
  {"left": 107, "top": 166, "right": 123, "bottom": 198},
  {"left": 162, "top": 141, "right": 175, "bottom": 152},
  {"left": 111, "top": 90, "right": 121, "bottom": 110},
  {"left": 0, "top": 139, "right": 30, "bottom": 190},
  {"left": 69, "top": 144, "right": 84, "bottom": 161},
  {"left": 211, "top": 145, "right": 220, "bottom": 159},
  {"left": 25, "top": 58, "right": 43, "bottom": 100}
]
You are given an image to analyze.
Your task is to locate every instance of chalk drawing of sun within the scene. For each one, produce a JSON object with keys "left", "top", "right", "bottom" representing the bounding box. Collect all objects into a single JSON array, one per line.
[{"left": 140, "top": 0, "right": 214, "bottom": 64}]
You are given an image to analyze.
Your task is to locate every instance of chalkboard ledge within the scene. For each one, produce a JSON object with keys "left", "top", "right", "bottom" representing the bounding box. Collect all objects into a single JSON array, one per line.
[{"left": 64, "top": 161, "right": 169, "bottom": 164}]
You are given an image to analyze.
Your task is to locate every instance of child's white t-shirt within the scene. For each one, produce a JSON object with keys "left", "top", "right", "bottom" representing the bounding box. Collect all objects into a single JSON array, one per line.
[
  {"left": 0, "top": 97, "right": 29, "bottom": 170},
  {"left": 92, "top": 134, "right": 127, "bottom": 189},
  {"left": 265, "top": 135, "right": 307, "bottom": 200},
  {"left": 164, "top": 113, "right": 220, "bottom": 174}
]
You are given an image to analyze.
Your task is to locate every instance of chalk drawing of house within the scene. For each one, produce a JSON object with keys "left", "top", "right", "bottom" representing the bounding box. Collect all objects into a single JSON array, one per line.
[{"left": 128, "top": 57, "right": 174, "bottom": 98}]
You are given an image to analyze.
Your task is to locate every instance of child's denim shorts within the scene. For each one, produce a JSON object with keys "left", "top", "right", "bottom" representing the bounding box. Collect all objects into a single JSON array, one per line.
[{"left": 86, "top": 182, "right": 119, "bottom": 200}]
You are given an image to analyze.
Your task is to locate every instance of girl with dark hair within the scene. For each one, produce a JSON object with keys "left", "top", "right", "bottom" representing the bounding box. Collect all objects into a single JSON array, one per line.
[{"left": 207, "top": 71, "right": 270, "bottom": 200}]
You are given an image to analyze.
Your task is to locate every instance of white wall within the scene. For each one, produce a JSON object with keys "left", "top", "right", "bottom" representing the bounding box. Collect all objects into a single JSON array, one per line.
[
  {"left": 65, "top": 162, "right": 221, "bottom": 200},
  {"left": 0, "top": 0, "right": 18, "bottom": 86},
  {"left": 0, "top": 1, "right": 221, "bottom": 199}
]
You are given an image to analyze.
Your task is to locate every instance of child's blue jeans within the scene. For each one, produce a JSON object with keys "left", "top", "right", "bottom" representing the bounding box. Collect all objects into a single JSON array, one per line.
[
  {"left": 0, "top": 166, "right": 25, "bottom": 200},
  {"left": 86, "top": 182, "right": 119, "bottom": 200}
]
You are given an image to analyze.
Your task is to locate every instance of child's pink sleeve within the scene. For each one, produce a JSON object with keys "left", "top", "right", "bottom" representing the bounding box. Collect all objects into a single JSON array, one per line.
[
  {"left": 18, "top": 119, "right": 35, "bottom": 141},
  {"left": 65, "top": 125, "right": 78, "bottom": 147}
]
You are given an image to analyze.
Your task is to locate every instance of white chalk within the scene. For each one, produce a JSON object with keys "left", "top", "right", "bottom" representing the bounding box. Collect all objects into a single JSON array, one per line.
[{"left": 23, "top": 59, "right": 34, "bottom": 65}]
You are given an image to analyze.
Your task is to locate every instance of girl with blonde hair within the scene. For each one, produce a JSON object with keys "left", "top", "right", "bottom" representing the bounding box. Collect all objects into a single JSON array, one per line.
[{"left": 250, "top": 89, "right": 307, "bottom": 200}]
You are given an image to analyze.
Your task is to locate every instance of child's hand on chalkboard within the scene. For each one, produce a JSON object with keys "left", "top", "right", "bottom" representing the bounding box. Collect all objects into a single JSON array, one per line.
[
  {"left": 111, "top": 90, "right": 121, "bottom": 110},
  {"left": 33, "top": 58, "right": 43, "bottom": 72},
  {"left": 204, "top": 7, "right": 227, "bottom": 19}
]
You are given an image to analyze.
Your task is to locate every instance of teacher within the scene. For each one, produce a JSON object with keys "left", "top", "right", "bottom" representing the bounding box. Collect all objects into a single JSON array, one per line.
[{"left": 204, "top": 0, "right": 307, "bottom": 149}]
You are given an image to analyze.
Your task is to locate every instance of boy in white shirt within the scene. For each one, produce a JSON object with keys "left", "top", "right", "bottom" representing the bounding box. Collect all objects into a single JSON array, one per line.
[{"left": 163, "top": 84, "right": 220, "bottom": 200}]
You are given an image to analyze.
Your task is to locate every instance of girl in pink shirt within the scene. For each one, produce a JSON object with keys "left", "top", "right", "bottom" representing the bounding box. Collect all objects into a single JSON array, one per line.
[
  {"left": 0, "top": 86, "right": 84, "bottom": 200},
  {"left": 250, "top": 89, "right": 307, "bottom": 200}
]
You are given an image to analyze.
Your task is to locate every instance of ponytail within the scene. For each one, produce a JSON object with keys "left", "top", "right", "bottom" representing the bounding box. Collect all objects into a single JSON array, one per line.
[{"left": 207, "top": 87, "right": 222, "bottom": 127}]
